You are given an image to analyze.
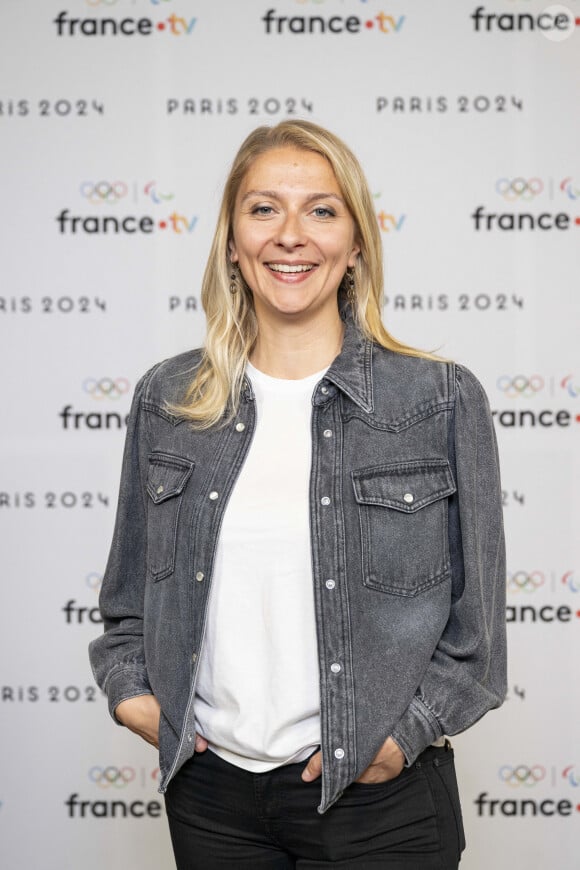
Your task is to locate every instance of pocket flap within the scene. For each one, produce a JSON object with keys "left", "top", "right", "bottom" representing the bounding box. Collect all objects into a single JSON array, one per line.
[
  {"left": 146, "top": 453, "right": 194, "bottom": 504},
  {"left": 352, "top": 459, "right": 455, "bottom": 513}
]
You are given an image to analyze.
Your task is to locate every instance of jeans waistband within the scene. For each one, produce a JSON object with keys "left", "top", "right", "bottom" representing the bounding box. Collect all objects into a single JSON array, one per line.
[{"left": 414, "top": 739, "right": 453, "bottom": 767}]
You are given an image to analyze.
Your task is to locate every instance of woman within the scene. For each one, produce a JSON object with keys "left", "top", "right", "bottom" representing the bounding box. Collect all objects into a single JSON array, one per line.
[{"left": 89, "top": 120, "right": 506, "bottom": 868}]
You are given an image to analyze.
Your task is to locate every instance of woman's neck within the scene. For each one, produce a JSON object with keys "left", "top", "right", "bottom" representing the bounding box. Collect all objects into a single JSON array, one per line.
[{"left": 249, "top": 312, "right": 344, "bottom": 380}]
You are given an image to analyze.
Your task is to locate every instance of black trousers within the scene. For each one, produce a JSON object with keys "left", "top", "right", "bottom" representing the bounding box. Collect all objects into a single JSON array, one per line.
[{"left": 165, "top": 742, "right": 465, "bottom": 868}]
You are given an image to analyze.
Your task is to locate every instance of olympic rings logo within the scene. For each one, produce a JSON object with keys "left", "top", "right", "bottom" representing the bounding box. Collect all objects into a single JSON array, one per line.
[
  {"left": 496, "top": 177, "right": 543, "bottom": 201},
  {"left": 80, "top": 181, "right": 128, "bottom": 205},
  {"left": 496, "top": 375, "right": 545, "bottom": 399},
  {"left": 86, "top": 572, "right": 103, "bottom": 593},
  {"left": 89, "top": 766, "right": 136, "bottom": 788},
  {"left": 507, "top": 571, "right": 545, "bottom": 593},
  {"left": 560, "top": 177, "right": 580, "bottom": 201},
  {"left": 82, "top": 378, "right": 130, "bottom": 400},
  {"left": 561, "top": 375, "right": 580, "bottom": 399},
  {"left": 499, "top": 765, "right": 546, "bottom": 787}
]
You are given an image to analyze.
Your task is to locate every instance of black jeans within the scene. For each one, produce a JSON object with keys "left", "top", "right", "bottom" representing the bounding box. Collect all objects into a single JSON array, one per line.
[{"left": 165, "top": 742, "right": 465, "bottom": 868}]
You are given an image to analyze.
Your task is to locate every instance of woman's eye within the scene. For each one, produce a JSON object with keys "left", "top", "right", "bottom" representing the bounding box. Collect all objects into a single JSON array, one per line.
[
  {"left": 252, "top": 205, "right": 274, "bottom": 216},
  {"left": 313, "top": 207, "right": 334, "bottom": 218}
]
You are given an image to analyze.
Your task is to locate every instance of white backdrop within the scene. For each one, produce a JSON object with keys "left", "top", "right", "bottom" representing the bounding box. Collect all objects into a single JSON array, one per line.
[{"left": 1, "top": 1, "right": 579, "bottom": 867}]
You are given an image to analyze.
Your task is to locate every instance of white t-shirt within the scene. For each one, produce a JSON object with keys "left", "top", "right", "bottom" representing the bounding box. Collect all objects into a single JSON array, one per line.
[{"left": 193, "top": 362, "right": 325, "bottom": 771}]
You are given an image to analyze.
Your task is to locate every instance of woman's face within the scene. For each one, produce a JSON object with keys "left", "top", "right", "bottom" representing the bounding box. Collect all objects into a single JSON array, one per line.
[{"left": 229, "top": 146, "right": 360, "bottom": 328}]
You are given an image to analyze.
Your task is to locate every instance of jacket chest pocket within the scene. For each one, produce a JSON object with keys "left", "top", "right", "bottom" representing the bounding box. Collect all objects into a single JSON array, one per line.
[
  {"left": 146, "top": 453, "right": 194, "bottom": 581},
  {"left": 352, "top": 459, "right": 456, "bottom": 597}
]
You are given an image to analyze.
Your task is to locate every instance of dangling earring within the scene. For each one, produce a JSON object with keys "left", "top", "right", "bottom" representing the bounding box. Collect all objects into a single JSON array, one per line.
[
  {"left": 230, "top": 264, "right": 241, "bottom": 295},
  {"left": 346, "top": 267, "right": 356, "bottom": 303}
]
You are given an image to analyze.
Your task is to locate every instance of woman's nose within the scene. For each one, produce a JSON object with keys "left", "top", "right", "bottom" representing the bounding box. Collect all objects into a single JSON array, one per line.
[{"left": 274, "top": 211, "right": 305, "bottom": 248}]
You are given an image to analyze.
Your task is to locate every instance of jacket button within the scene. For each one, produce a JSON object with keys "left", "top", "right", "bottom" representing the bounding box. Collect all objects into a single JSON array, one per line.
[
  {"left": 235, "top": 422, "right": 245, "bottom": 432},
  {"left": 209, "top": 491, "right": 219, "bottom": 500},
  {"left": 321, "top": 386, "right": 329, "bottom": 395},
  {"left": 321, "top": 496, "right": 330, "bottom": 506},
  {"left": 334, "top": 748, "right": 345, "bottom": 760},
  {"left": 403, "top": 493, "right": 414, "bottom": 504},
  {"left": 330, "top": 662, "right": 342, "bottom": 674},
  {"left": 323, "top": 429, "right": 332, "bottom": 438},
  {"left": 325, "top": 579, "right": 335, "bottom": 590},
  {"left": 195, "top": 572, "right": 204, "bottom": 582},
  {"left": 156, "top": 485, "right": 164, "bottom": 494}
]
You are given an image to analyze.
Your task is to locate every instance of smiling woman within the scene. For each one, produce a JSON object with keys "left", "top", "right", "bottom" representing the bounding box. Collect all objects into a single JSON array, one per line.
[
  {"left": 228, "top": 147, "right": 360, "bottom": 365},
  {"left": 89, "top": 120, "right": 507, "bottom": 870},
  {"left": 171, "top": 121, "right": 427, "bottom": 427}
]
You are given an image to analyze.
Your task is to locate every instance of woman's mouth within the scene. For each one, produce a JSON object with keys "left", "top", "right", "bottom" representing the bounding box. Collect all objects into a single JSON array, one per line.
[{"left": 266, "top": 263, "right": 316, "bottom": 274}]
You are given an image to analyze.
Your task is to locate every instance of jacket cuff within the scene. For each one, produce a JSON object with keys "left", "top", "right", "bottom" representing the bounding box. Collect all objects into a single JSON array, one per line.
[
  {"left": 104, "top": 665, "right": 153, "bottom": 724},
  {"left": 390, "top": 696, "right": 443, "bottom": 765}
]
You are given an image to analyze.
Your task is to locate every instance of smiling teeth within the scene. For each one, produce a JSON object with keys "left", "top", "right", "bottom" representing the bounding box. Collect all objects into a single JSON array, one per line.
[{"left": 268, "top": 263, "right": 315, "bottom": 273}]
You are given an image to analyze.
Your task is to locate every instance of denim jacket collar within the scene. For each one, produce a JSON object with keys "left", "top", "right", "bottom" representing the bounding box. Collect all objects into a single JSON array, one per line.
[
  {"left": 324, "top": 309, "right": 374, "bottom": 414},
  {"left": 242, "top": 308, "right": 374, "bottom": 414}
]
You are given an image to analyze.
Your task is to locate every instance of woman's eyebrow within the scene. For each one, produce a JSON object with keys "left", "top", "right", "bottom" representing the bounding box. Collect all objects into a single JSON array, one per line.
[{"left": 240, "top": 190, "right": 345, "bottom": 205}]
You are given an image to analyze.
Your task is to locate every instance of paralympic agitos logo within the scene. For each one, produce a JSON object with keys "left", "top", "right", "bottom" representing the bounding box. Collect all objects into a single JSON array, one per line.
[{"left": 56, "top": 180, "right": 198, "bottom": 236}]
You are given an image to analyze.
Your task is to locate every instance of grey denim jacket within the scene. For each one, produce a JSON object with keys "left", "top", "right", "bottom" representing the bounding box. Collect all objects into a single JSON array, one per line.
[{"left": 89, "top": 313, "right": 507, "bottom": 814}]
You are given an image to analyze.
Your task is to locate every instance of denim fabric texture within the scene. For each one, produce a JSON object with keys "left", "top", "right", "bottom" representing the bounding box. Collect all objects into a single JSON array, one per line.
[{"left": 89, "top": 311, "right": 507, "bottom": 814}]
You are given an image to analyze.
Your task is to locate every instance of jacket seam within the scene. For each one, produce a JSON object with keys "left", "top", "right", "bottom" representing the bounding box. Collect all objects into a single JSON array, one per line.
[{"left": 341, "top": 400, "right": 453, "bottom": 432}]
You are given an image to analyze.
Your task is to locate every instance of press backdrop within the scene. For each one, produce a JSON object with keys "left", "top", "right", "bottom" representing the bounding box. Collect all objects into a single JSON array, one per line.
[{"left": 1, "top": 1, "right": 579, "bottom": 868}]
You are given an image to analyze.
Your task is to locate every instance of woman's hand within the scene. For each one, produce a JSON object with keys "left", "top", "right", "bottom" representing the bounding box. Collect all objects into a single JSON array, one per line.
[
  {"left": 193, "top": 734, "right": 209, "bottom": 753},
  {"left": 115, "top": 694, "right": 161, "bottom": 748},
  {"left": 301, "top": 736, "right": 405, "bottom": 784},
  {"left": 354, "top": 737, "right": 405, "bottom": 783}
]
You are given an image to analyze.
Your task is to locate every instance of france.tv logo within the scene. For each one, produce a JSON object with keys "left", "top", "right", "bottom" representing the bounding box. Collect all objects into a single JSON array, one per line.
[
  {"left": 262, "top": 8, "right": 405, "bottom": 35},
  {"left": 53, "top": 5, "right": 196, "bottom": 37},
  {"left": 55, "top": 179, "right": 198, "bottom": 235}
]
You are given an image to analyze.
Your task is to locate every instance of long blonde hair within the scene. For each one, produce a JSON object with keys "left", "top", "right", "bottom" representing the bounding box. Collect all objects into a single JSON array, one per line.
[{"left": 172, "top": 120, "right": 430, "bottom": 427}]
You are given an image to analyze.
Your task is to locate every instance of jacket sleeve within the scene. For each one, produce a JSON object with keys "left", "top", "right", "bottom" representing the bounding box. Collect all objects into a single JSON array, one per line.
[
  {"left": 88, "top": 366, "right": 159, "bottom": 722},
  {"left": 390, "top": 363, "right": 507, "bottom": 764}
]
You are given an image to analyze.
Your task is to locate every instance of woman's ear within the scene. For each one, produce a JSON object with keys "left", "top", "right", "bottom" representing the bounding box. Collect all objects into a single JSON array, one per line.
[
  {"left": 228, "top": 238, "right": 238, "bottom": 264},
  {"left": 347, "top": 243, "right": 361, "bottom": 269}
]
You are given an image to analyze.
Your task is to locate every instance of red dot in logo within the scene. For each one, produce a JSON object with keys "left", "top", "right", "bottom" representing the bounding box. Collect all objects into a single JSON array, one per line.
[
  {"left": 575, "top": 18, "right": 580, "bottom": 26},
  {"left": 159, "top": 221, "right": 167, "bottom": 229},
  {"left": 575, "top": 414, "right": 580, "bottom": 422},
  {"left": 157, "top": 22, "right": 165, "bottom": 31},
  {"left": 575, "top": 217, "right": 580, "bottom": 225},
  {"left": 576, "top": 610, "right": 580, "bottom": 619},
  {"left": 577, "top": 803, "right": 580, "bottom": 812},
  {"left": 365, "top": 20, "right": 374, "bottom": 29}
]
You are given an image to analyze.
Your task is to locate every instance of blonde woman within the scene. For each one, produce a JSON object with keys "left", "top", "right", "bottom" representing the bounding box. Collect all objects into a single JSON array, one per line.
[{"left": 90, "top": 121, "right": 506, "bottom": 869}]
